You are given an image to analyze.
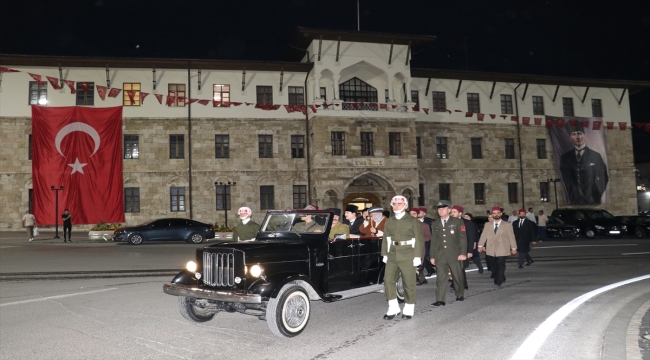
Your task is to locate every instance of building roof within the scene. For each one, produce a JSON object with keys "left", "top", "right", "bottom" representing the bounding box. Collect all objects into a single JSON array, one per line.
[
  {"left": 411, "top": 68, "right": 650, "bottom": 93},
  {"left": 284, "top": 27, "right": 437, "bottom": 61}
]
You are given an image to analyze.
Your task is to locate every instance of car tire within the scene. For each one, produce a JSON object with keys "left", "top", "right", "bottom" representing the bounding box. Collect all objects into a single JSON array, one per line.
[
  {"left": 266, "top": 284, "right": 311, "bottom": 338},
  {"left": 635, "top": 228, "right": 646, "bottom": 239},
  {"left": 189, "top": 232, "right": 204, "bottom": 244},
  {"left": 178, "top": 296, "right": 216, "bottom": 323},
  {"left": 584, "top": 228, "right": 596, "bottom": 239},
  {"left": 128, "top": 233, "right": 143, "bottom": 245}
]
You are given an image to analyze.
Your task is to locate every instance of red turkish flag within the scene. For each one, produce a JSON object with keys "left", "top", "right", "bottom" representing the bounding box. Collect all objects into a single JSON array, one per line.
[
  {"left": 245, "top": 102, "right": 254, "bottom": 106},
  {"left": 534, "top": 118, "right": 542, "bottom": 125},
  {"left": 28, "top": 73, "right": 45, "bottom": 86},
  {"left": 618, "top": 122, "right": 627, "bottom": 130},
  {"left": 79, "top": 82, "right": 90, "bottom": 92},
  {"left": 477, "top": 113, "right": 485, "bottom": 121},
  {"left": 126, "top": 90, "right": 137, "bottom": 105},
  {"left": 380, "top": 104, "right": 387, "bottom": 109},
  {"left": 423, "top": 108, "right": 429, "bottom": 114},
  {"left": 580, "top": 120, "right": 589, "bottom": 128},
  {"left": 489, "top": 114, "right": 496, "bottom": 119},
  {"left": 556, "top": 119, "right": 565, "bottom": 128},
  {"left": 465, "top": 112, "right": 474, "bottom": 117},
  {"left": 569, "top": 119, "right": 578, "bottom": 127},
  {"left": 166, "top": 96, "right": 176, "bottom": 106},
  {"left": 63, "top": 80, "right": 76, "bottom": 94},
  {"left": 96, "top": 85, "right": 107, "bottom": 100},
  {"left": 522, "top": 117, "right": 530, "bottom": 125},
  {"left": 46, "top": 76, "right": 62, "bottom": 90},
  {"left": 154, "top": 94, "right": 163, "bottom": 104},
  {"left": 31, "top": 106, "right": 124, "bottom": 225},
  {"left": 309, "top": 105, "right": 317, "bottom": 113},
  {"left": 633, "top": 122, "right": 645, "bottom": 129},
  {"left": 593, "top": 121, "right": 602, "bottom": 130},
  {"left": 500, "top": 115, "right": 507, "bottom": 119},
  {"left": 606, "top": 122, "right": 614, "bottom": 130},
  {"left": 284, "top": 105, "right": 294, "bottom": 113},
  {"left": 545, "top": 118, "right": 553, "bottom": 128},
  {"left": 140, "top": 92, "right": 149, "bottom": 104},
  {"left": 511, "top": 116, "right": 519, "bottom": 122},
  {"left": 197, "top": 99, "right": 210, "bottom": 106},
  {"left": 447, "top": 110, "right": 452, "bottom": 114},
  {"left": 0, "top": 67, "right": 20, "bottom": 72},
  {"left": 108, "top": 88, "right": 121, "bottom": 98},
  {"left": 186, "top": 98, "right": 198, "bottom": 104}
]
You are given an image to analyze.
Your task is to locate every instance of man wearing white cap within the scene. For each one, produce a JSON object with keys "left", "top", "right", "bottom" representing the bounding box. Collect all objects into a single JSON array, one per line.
[
  {"left": 381, "top": 195, "right": 424, "bottom": 320},
  {"left": 232, "top": 207, "right": 260, "bottom": 241}
]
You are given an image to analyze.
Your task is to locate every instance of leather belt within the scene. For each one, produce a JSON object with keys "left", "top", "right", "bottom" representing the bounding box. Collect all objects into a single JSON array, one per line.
[{"left": 392, "top": 240, "right": 415, "bottom": 246}]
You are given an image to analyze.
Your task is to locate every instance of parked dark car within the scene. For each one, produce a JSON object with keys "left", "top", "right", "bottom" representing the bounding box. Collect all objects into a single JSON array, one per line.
[
  {"left": 114, "top": 218, "right": 215, "bottom": 245},
  {"left": 163, "top": 210, "right": 399, "bottom": 338},
  {"left": 545, "top": 216, "right": 580, "bottom": 239},
  {"left": 550, "top": 209, "right": 626, "bottom": 239},
  {"left": 616, "top": 216, "right": 650, "bottom": 238}
]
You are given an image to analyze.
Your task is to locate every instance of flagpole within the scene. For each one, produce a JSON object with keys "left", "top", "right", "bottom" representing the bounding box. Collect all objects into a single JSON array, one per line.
[{"left": 50, "top": 185, "right": 64, "bottom": 239}]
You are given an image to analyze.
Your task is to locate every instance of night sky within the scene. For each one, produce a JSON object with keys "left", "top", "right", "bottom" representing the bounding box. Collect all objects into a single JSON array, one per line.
[{"left": 2, "top": 0, "right": 649, "bottom": 159}]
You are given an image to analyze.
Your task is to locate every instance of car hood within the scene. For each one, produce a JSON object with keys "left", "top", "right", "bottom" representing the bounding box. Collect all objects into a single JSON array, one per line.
[
  {"left": 547, "top": 223, "right": 578, "bottom": 229},
  {"left": 205, "top": 240, "right": 309, "bottom": 264}
]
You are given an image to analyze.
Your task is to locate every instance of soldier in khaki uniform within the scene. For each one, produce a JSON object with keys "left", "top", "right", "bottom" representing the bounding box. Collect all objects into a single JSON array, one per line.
[
  {"left": 430, "top": 200, "right": 467, "bottom": 306},
  {"left": 381, "top": 196, "right": 424, "bottom": 320},
  {"left": 293, "top": 213, "right": 323, "bottom": 232},
  {"left": 232, "top": 207, "right": 260, "bottom": 241},
  {"left": 327, "top": 208, "right": 350, "bottom": 240}
]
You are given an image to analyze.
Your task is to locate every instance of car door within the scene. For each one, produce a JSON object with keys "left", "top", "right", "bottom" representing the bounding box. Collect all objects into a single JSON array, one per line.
[
  {"left": 168, "top": 218, "right": 189, "bottom": 241},
  {"left": 353, "top": 236, "right": 381, "bottom": 286},
  {"left": 327, "top": 238, "right": 355, "bottom": 293},
  {"left": 147, "top": 220, "right": 170, "bottom": 240}
]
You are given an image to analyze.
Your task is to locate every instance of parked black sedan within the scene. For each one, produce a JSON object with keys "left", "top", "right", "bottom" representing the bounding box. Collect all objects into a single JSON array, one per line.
[
  {"left": 551, "top": 208, "right": 626, "bottom": 239},
  {"left": 544, "top": 216, "right": 580, "bottom": 239},
  {"left": 616, "top": 216, "right": 650, "bottom": 238},
  {"left": 114, "top": 218, "right": 215, "bottom": 245}
]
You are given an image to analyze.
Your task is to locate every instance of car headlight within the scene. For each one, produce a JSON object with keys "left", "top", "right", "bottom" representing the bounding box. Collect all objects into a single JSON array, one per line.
[
  {"left": 595, "top": 225, "right": 604, "bottom": 230},
  {"left": 621, "top": 225, "right": 627, "bottom": 230},
  {"left": 576, "top": 228, "right": 580, "bottom": 232},
  {"left": 249, "top": 265, "right": 263, "bottom": 278},
  {"left": 186, "top": 261, "right": 197, "bottom": 272}
]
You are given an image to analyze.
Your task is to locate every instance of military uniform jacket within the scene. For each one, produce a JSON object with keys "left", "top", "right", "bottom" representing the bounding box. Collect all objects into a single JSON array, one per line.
[
  {"left": 381, "top": 215, "right": 424, "bottom": 258},
  {"left": 232, "top": 220, "right": 260, "bottom": 241},
  {"left": 329, "top": 222, "right": 350, "bottom": 239},
  {"left": 478, "top": 220, "right": 517, "bottom": 257},
  {"left": 431, "top": 217, "right": 467, "bottom": 262}
]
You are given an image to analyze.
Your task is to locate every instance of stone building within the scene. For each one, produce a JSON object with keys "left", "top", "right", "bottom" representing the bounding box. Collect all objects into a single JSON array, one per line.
[{"left": 1, "top": 28, "right": 648, "bottom": 229}]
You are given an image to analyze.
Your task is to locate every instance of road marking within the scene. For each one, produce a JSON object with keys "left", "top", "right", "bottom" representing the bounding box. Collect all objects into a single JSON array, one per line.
[
  {"left": 0, "top": 288, "right": 118, "bottom": 307},
  {"left": 621, "top": 252, "right": 650, "bottom": 255},
  {"left": 510, "top": 274, "right": 650, "bottom": 360},
  {"left": 535, "top": 244, "right": 637, "bottom": 249},
  {"left": 425, "top": 267, "right": 480, "bottom": 279}
]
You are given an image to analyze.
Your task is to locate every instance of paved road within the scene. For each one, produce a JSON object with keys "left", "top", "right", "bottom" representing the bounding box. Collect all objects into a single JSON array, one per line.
[{"left": 1, "top": 234, "right": 649, "bottom": 359}]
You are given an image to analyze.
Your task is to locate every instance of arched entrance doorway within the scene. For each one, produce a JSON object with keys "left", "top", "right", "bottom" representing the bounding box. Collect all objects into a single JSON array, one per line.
[
  {"left": 342, "top": 192, "right": 382, "bottom": 212},
  {"left": 341, "top": 173, "right": 395, "bottom": 212}
]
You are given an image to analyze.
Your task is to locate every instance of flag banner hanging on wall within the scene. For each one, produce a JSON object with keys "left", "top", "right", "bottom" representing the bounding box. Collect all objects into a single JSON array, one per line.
[{"left": 31, "top": 106, "right": 124, "bottom": 225}]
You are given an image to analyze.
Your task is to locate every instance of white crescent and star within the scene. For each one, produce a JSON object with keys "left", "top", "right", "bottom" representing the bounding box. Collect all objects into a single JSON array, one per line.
[{"left": 54, "top": 122, "right": 101, "bottom": 175}]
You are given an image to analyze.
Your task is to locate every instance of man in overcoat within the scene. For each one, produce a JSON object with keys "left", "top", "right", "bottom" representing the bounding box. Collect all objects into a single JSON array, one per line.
[
  {"left": 512, "top": 209, "right": 536, "bottom": 268},
  {"left": 478, "top": 206, "right": 517, "bottom": 288}
]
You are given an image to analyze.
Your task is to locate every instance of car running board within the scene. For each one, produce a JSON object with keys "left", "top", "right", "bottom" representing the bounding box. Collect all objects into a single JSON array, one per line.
[{"left": 326, "top": 284, "right": 385, "bottom": 301}]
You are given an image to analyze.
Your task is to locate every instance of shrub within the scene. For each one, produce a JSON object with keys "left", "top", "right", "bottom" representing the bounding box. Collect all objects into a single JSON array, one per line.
[
  {"left": 213, "top": 223, "right": 235, "bottom": 232},
  {"left": 90, "top": 221, "right": 123, "bottom": 231}
]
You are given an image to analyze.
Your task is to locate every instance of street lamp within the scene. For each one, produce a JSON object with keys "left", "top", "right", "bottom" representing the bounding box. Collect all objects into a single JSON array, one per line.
[
  {"left": 50, "top": 185, "right": 64, "bottom": 239},
  {"left": 215, "top": 181, "right": 236, "bottom": 227},
  {"left": 547, "top": 179, "right": 560, "bottom": 210}
]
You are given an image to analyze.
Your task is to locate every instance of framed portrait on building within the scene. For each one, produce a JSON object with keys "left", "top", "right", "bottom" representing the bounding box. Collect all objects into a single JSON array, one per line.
[{"left": 547, "top": 116, "right": 609, "bottom": 205}]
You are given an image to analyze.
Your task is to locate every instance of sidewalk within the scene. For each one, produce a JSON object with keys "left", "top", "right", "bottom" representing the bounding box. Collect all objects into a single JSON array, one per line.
[{"left": 0, "top": 230, "right": 104, "bottom": 243}]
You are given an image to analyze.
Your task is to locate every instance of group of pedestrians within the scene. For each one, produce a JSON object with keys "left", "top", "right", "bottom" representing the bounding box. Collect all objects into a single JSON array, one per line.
[{"left": 21, "top": 208, "right": 73, "bottom": 242}]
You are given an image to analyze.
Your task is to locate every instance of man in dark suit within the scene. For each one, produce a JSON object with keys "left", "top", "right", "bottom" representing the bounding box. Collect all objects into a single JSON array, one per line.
[
  {"left": 451, "top": 205, "right": 480, "bottom": 290},
  {"left": 343, "top": 204, "right": 364, "bottom": 235},
  {"left": 512, "top": 208, "right": 537, "bottom": 268},
  {"left": 559, "top": 121, "right": 608, "bottom": 205}
]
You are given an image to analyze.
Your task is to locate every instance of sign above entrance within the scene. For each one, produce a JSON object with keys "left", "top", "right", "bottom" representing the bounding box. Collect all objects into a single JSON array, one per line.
[{"left": 353, "top": 159, "right": 384, "bottom": 166}]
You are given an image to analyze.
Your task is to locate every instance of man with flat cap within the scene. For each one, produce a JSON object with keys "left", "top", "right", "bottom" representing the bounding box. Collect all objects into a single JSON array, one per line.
[
  {"left": 560, "top": 120, "right": 608, "bottom": 205},
  {"left": 232, "top": 207, "right": 260, "bottom": 241},
  {"left": 343, "top": 204, "right": 363, "bottom": 235},
  {"left": 430, "top": 200, "right": 467, "bottom": 306},
  {"left": 363, "top": 206, "right": 387, "bottom": 237},
  {"left": 381, "top": 195, "right": 424, "bottom": 320},
  {"left": 327, "top": 208, "right": 350, "bottom": 240}
]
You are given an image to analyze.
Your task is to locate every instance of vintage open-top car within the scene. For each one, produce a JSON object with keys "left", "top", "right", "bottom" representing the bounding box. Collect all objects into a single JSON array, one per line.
[{"left": 163, "top": 209, "right": 403, "bottom": 337}]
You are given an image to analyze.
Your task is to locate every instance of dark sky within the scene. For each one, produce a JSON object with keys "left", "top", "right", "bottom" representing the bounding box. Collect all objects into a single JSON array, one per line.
[{"left": 2, "top": 0, "right": 649, "bottom": 159}]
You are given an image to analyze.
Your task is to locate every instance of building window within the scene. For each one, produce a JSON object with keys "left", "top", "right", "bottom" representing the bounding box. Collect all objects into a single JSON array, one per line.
[
  {"left": 500, "top": 94, "right": 513, "bottom": 114},
  {"left": 76, "top": 82, "right": 94, "bottom": 106},
  {"left": 124, "top": 135, "right": 139, "bottom": 159},
  {"left": 505, "top": 138, "right": 515, "bottom": 159},
  {"left": 213, "top": 84, "right": 230, "bottom": 105},
  {"left": 532, "top": 96, "right": 545, "bottom": 115},
  {"left": 592, "top": 99, "right": 603, "bottom": 117},
  {"left": 389, "top": 132, "right": 402, "bottom": 156},
  {"left": 360, "top": 132, "right": 374, "bottom": 156},
  {"left": 536, "top": 139, "right": 546, "bottom": 159},
  {"left": 474, "top": 183, "right": 485, "bottom": 205},
  {"left": 320, "top": 87, "right": 327, "bottom": 101},
  {"left": 508, "top": 183, "right": 518, "bottom": 204},
  {"left": 562, "top": 97, "right": 574, "bottom": 116},
  {"left": 291, "top": 135, "right": 304, "bottom": 158},
  {"left": 416, "top": 136, "right": 422, "bottom": 159},
  {"left": 436, "top": 137, "right": 448, "bottom": 159},
  {"left": 432, "top": 91, "right": 446, "bottom": 111},
  {"left": 123, "top": 83, "right": 141, "bottom": 106},
  {"left": 540, "top": 182, "right": 550, "bottom": 202},
  {"left": 28, "top": 189, "right": 33, "bottom": 214},
  {"left": 293, "top": 185, "right": 307, "bottom": 209},
  {"left": 339, "top": 77, "right": 378, "bottom": 103},
  {"left": 216, "top": 185, "right": 231, "bottom": 210},
  {"left": 168, "top": 84, "right": 186, "bottom": 106},
  {"left": 260, "top": 186, "right": 274, "bottom": 210},
  {"left": 331, "top": 132, "right": 346, "bottom": 156},
  {"left": 288, "top": 86, "right": 304, "bottom": 106},
  {"left": 125, "top": 187, "right": 140, "bottom": 212},
  {"left": 419, "top": 183, "right": 425, "bottom": 206},
  {"left": 258, "top": 135, "right": 273, "bottom": 158},
  {"left": 170, "top": 187, "right": 186, "bottom": 212},
  {"left": 169, "top": 135, "right": 184, "bottom": 159},
  {"left": 467, "top": 93, "right": 480, "bottom": 113},
  {"left": 471, "top": 138, "right": 482, "bottom": 159},
  {"left": 411, "top": 90, "right": 419, "bottom": 108},
  {"left": 439, "top": 183, "right": 450, "bottom": 202},
  {"left": 215, "top": 135, "right": 230, "bottom": 159},
  {"left": 257, "top": 86, "right": 273, "bottom": 105},
  {"left": 28, "top": 135, "right": 32, "bottom": 160},
  {"left": 28, "top": 81, "right": 47, "bottom": 105}
]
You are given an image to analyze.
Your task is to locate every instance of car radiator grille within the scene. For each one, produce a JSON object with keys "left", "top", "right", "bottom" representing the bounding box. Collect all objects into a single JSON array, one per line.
[{"left": 203, "top": 252, "right": 235, "bottom": 287}]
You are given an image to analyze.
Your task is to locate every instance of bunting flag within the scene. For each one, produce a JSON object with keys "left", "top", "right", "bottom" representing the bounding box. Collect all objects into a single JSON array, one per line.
[
  {"left": 245, "top": 102, "right": 254, "bottom": 106},
  {"left": 45, "top": 76, "right": 62, "bottom": 90},
  {"left": 534, "top": 117, "right": 542, "bottom": 125},
  {"left": 593, "top": 121, "right": 602, "bottom": 130},
  {"left": 423, "top": 108, "right": 429, "bottom": 115},
  {"left": 107, "top": 88, "right": 122, "bottom": 98},
  {"left": 369, "top": 102, "right": 377, "bottom": 108},
  {"left": 79, "top": 82, "right": 90, "bottom": 92},
  {"left": 166, "top": 95, "right": 176, "bottom": 106},
  {"left": 380, "top": 104, "right": 387, "bottom": 109},
  {"left": 522, "top": 117, "right": 530, "bottom": 125},
  {"left": 154, "top": 94, "right": 163, "bottom": 104},
  {"left": 412, "top": 106, "right": 420, "bottom": 112},
  {"left": 220, "top": 102, "right": 231, "bottom": 107},
  {"left": 454, "top": 110, "right": 462, "bottom": 112},
  {"left": 126, "top": 90, "right": 137, "bottom": 104},
  {"left": 569, "top": 119, "right": 578, "bottom": 127},
  {"left": 186, "top": 98, "right": 198, "bottom": 104},
  {"left": 197, "top": 99, "right": 210, "bottom": 106},
  {"left": 28, "top": 73, "right": 45, "bottom": 86},
  {"left": 489, "top": 114, "right": 496, "bottom": 119},
  {"left": 96, "top": 85, "right": 107, "bottom": 100},
  {"left": 140, "top": 92, "right": 149, "bottom": 104},
  {"left": 633, "top": 122, "right": 645, "bottom": 129},
  {"left": 314, "top": 104, "right": 322, "bottom": 108},
  {"left": 465, "top": 112, "right": 474, "bottom": 117},
  {"left": 284, "top": 105, "right": 294, "bottom": 113},
  {"left": 500, "top": 115, "right": 507, "bottom": 119},
  {"left": 308, "top": 105, "right": 317, "bottom": 113},
  {"left": 231, "top": 102, "right": 242, "bottom": 106},
  {"left": 446, "top": 110, "right": 452, "bottom": 114},
  {"left": 646, "top": 124, "right": 650, "bottom": 132},
  {"left": 618, "top": 122, "right": 626, "bottom": 130},
  {"left": 511, "top": 116, "right": 519, "bottom": 122},
  {"left": 580, "top": 120, "right": 590, "bottom": 128},
  {"left": 606, "top": 122, "right": 614, "bottom": 130},
  {"left": 323, "top": 103, "right": 331, "bottom": 109},
  {"left": 63, "top": 80, "right": 76, "bottom": 94},
  {"left": 556, "top": 118, "right": 565, "bottom": 128},
  {"left": 477, "top": 113, "right": 485, "bottom": 121},
  {"left": 545, "top": 118, "right": 553, "bottom": 128},
  {"left": 391, "top": 104, "right": 397, "bottom": 109},
  {"left": 0, "top": 67, "right": 20, "bottom": 72}
]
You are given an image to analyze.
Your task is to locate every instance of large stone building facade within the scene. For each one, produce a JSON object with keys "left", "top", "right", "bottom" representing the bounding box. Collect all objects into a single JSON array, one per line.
[{"left": 1, "top": 29, "right": 647, "bottom": 229}]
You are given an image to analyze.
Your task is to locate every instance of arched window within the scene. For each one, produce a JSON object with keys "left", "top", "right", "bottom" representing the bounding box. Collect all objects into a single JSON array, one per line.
[{"left": 339, "top": 77, "right": 378, "bottom": 110}]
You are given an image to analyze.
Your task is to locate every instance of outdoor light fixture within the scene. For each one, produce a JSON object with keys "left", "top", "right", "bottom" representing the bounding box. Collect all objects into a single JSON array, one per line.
[
  {"left": 547, "top": 178, "right": 560, "bottom": 210},
  {"left": 50, "top": 185, "right": 64, "bottom": 238}
]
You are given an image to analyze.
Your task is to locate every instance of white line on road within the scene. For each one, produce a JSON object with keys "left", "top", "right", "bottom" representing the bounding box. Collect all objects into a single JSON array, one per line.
[
  {"left": 621, "top": 252, "right": 650, "bottom": 255},
  {"left": 0, "top": 288, "right": 118, "bottom": 307},
  {"left": 510, "top": 274, "right": 650, "bottom": 360},
  {"left": 535, "top": 244, "right": 637, "bottom": 249}
]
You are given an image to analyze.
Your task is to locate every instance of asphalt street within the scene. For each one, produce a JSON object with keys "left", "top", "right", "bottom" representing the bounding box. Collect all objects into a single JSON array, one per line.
[{"left": 0, "top": 231, "right": 649, "bottom": 359}]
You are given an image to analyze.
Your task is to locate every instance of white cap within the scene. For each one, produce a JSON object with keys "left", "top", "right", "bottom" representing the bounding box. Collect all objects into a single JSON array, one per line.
[
  {"left": 238, "top": 207, "right": 252, "bottom": 215},
  {"left": 390, "top": 196, "right": 408, "bottom": 206}
]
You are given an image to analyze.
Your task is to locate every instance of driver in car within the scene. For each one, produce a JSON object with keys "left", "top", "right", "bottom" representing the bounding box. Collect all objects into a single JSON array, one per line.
[
  {"left": 327, "top": 208, "right": 350, "bottom": 241},
  {"left": 293, "top": 214, "right": 323, "bottom": 232}
]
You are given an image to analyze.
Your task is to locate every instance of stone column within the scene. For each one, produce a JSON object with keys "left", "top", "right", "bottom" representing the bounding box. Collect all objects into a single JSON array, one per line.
[
  {"left": 315, "top": 76, "right": 321, "bottom": 100},
  {"left": 405, "top": 77, "right": 412, "bottom": 102},
  {"left": 333, "top": 74, "right": 341, "bottom": 100}
]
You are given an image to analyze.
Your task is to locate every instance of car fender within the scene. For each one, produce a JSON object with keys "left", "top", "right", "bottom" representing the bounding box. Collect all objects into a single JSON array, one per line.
[
  {"left": 171, "top": 269, "right": 199, "bottom": 285},
  {"left": 248, "top": 273, "right": 324, "bottom": 300}
]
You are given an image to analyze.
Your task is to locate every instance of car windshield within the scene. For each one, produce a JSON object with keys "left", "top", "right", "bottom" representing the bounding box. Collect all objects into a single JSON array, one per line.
[
  {"left": 547, "top": 216, "right": 564, "bottom": 225},
  {"left": 260, "top": 213, "right": 329, "bottom": 234},
  {"left": 139, "top": 220, "right": 154, "bottom": 226},
  {"left": 584, "top": 210, "right": 615, "bottom": 220}
]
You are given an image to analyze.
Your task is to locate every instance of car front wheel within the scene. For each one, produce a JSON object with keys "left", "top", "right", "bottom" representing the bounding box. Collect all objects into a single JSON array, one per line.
[
  {"left": 189, "top": 233, "right": 204, "bottom": 244},
  {"left": 128, "top": 233, "right": 143, "bottom": 245},
  {"left": 266, "top": 284, "right": 311, "bottom": 337},
  {"left": 635, "top": 228, "right": 646, "bottom": 239},
  {"left": 178, "top": 296, "right": 217, "bottom": 322},
  {"left": 584, "top": 228, "right": 596, "bottom": 239}
]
